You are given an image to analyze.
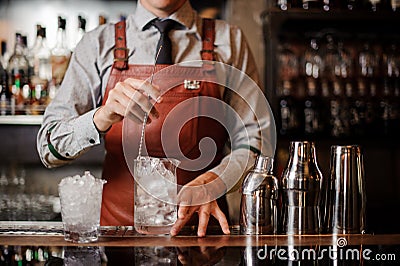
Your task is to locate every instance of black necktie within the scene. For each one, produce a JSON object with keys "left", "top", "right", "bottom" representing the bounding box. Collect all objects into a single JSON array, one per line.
[{"left": 153, "top": 19, "right": 177, "bottom": 64}]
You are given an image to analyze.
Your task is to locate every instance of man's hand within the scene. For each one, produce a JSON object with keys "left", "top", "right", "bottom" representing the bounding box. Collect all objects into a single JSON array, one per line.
[
  {"left": 170, "top": 172, "right": 230, "bottom": 237},
  {"left": 93, "top": 77, "right": 161, "bottom": 131}
]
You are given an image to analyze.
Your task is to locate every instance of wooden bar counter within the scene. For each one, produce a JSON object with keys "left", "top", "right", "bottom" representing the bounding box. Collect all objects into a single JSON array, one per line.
[
  {"left": 1, "top": 227, "right": 400, "bottom": 247},
  {"left": 1, "top": 222, "right": 400, "bottom": 265}
]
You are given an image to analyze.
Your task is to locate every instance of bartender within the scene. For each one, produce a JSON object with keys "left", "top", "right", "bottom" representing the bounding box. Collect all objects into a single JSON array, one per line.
[{"left": 37, "top": 0, "right": 268, "bottom": 237}]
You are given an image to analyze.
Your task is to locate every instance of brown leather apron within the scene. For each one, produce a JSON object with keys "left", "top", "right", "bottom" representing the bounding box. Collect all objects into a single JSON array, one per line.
[{"left": 100, "top": 18, "right": 229, "bottom": 226}]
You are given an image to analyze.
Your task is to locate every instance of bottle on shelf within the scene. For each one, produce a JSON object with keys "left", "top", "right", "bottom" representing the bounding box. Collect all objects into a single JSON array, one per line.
[
  {"left": 29, "top": 25, "right": 52, "bottom": 113},
  {"left": 364, "top": 0, "right": 393, "bottom": 11},
  {"left": 278, "top": 80, "right": 301, "bottom": 136},
  {"left": 0, "top": 59, "right": 9, "bottom": 115},
  {"left": 74, "top": 15, "right": 87, "bottom": 49},
  {"left": 379, "top": 78, "right": 394, "bottom": 136},
  {"left": 302, "top": 38, "right": 324, "bottom": 80},
  {"left": 358, "top": 40, "right": 380, "bottom": 84},
  {"left": 27, "top": 25, "right": 42, "bottom": 63},
  {"left": 322, "top": 0, "right": 333, "bottom": 11},
  {"left": 346, "top": 79, "right": 366, "bottom": 136},
  {"left": 365, "top": 0, "right": 382, "bottom": 11},
  {"left": 303, "top": 78, "right": 324, "bottom": 137},
  {"left": 320, "top": 79, "right": 332, "bottom": 135},
  {"left": 277, "top": 0, "right": 289, "bottom": 10},
  {"left": 363, "top": 81, "right": 379, "bottom": 136},
  {"left": 7, "top": 33, "right": 31, "bottom": 115},
  {"left": 98, "top": 14, "right": 108, "bottom": 26},
  {"left": 329, "top": 79, "right": 350, "bottom": 138},
  {"left": 21, "top": 35, "right": 30, "bottom": 58},
  {"left": 346, "top": 0, "right": 359, "bottom": 10},
  {"left": 358, "top": 40, "right": 382, "bottom": 126},
  {"left": 22, "top": 35, "right": 33, "bottom": 90},
  {"left": 33, "top": 26, "right": 52, "bottom": 82},
  {"left": 392, "top": 0, "right": 400, "bottom": 10},
  {"left": 302, "top": 0, "right": 323, "bottom": 10},
  {"left": 1, "top": 40, "right": 9, "bottom": 69},
  {"left": 277, "top": 42, "right": 299, "bottom": 82},
  {"left": 391, "top": 79, "right": 400, "bottom": 135},
  {"left": 337, "top": 40, "right": 354, "bottom": 79},
  {"left": 382, "top": 42, "right": 400, "bottom": 81},
  {"left": 51, "top": 16, "right": 71, "bottom": 87},
  {"left": 321, "top": 34, "right": 340, "bottom": 81}
]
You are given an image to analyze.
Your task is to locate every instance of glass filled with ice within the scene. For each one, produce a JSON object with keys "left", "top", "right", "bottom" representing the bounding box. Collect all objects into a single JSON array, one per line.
[
  {"left": 134, "top": 156, "right": 180, "bottom": 235},
  {"left": 58, "top": 171, "right": 106, "bottom": 243}
]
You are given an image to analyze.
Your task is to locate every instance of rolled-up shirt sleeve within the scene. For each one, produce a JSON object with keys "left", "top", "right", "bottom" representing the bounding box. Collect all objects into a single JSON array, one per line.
[{"left": 36, "top": 29, "right": 107, "bottom": 168}]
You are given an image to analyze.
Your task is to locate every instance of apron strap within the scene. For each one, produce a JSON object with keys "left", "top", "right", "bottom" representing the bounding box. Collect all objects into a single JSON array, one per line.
[
  {"left": 113, "top": 20, "right": 129, "bottom": 70},
  {"left": 201, "top": 18, "right": 215, "bottom": 61},
  {"left": 112, "top": 18, "right": 216, "bottom": 68}
]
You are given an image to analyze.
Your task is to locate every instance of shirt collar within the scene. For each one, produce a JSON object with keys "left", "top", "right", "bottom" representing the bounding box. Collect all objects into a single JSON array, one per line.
[{"left": 133, "top": 0, "right": 195, "bottom": 31}]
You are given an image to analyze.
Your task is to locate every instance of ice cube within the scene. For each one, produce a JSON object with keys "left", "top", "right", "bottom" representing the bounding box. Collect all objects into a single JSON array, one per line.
[
  {"left": 155, "top": 161, "right": 167, "bottom": 176},
  {"left": 154, "top": 214, "right": 164, "bottom": 225},
  {"left": 143, "top": 204, "right": 159, "bottom": 216},
  {"left": 150, "top": 157, "right": 160, "bottom": 170},
  {"left": 165, "top": 212, "right": 177, "bottom": 224},
  {"left": 58, "top": 171, "right": 106, "bottom": 221}
]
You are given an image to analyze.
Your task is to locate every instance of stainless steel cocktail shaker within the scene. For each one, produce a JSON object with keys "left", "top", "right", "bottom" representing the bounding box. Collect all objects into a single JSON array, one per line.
[
  {"left": 324, "top": 145, "right": 367, "bottom": 234},
  {"left": 281, "top": 141, "right": 323, "bottom": 234},
  {"left": 240, "top": 155, "right": 279, "bottom": 235}
]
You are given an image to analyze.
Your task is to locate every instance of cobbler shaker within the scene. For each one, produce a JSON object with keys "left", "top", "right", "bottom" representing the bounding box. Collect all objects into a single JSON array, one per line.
[
  {"left": 324, "top": 145, "right": 367, "bottom": 234},
  {"left": 240, "top": 155, "right": 279, "bottom": 235},
  {"left": 281, "top": 141, "right": 323, "bottom": 234}
]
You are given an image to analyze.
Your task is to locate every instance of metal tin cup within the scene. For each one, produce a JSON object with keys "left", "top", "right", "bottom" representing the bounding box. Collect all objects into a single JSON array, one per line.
[{"left": 324, "top": 145, "right": 367, "bottom": 234}]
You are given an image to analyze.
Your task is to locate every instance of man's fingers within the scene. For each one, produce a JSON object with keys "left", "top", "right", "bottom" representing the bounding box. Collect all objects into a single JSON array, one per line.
[
  {"left": 172, "top": 187, "right": 195, "bottom": 236},
  {"left": 106, "top": 85, "right": 131, "bottom": 113},
  {"left": 177, "top": 187, "right": 193, "bottom": 208},
  {"left": 125, "top": 78, "right": 162, "bottom": 102},
  {"left": 125, "top": 86, "right": 154, "bottom": 115},
  {"left": 112, "top": 81, "right": 161, "bottom": 121},
  {"left": 197, "top": 203, "right": 211, "bottom": 237},
  {"left": 211, "top": 202, "right": 230, "bottom": 235},
  {"left": 171, "top": 206, "right": 197, "bottom": 236},
  {"left": 178, "top": 205, "right": 190, "bottom": 219},
  {"left": 126, "top": 111, "right": 149, "bottom": 124}
]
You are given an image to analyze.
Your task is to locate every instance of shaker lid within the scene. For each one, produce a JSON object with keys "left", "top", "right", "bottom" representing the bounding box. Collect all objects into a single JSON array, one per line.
[
  {"left": 242, "top": 155, "right": 276, "bottom": 194},
  {"left": 253, "top": 155, "right": 273, "bottom": 172}
]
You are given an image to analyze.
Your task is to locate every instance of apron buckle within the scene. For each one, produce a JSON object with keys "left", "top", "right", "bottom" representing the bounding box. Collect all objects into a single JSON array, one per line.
[
  {"left": 184, "top": 80, "right": 200, "bottom": 90},
  {"left": 113, "top": 47, "right": 129, "bottom": 62}
]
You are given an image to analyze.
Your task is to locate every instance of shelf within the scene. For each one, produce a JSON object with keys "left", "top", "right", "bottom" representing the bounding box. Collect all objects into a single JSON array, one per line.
[
  {"left": 262, "top": 8, "right": 400, "bottom": 39},
  {"left": 0, "top": 115, "right": 43, "bottom": 125},
  {"left": 276, "top": 135, "right": 400, "bottom": 147},
  {"left": 263, "top": 7, "right": 400, "bottom": 20}
]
